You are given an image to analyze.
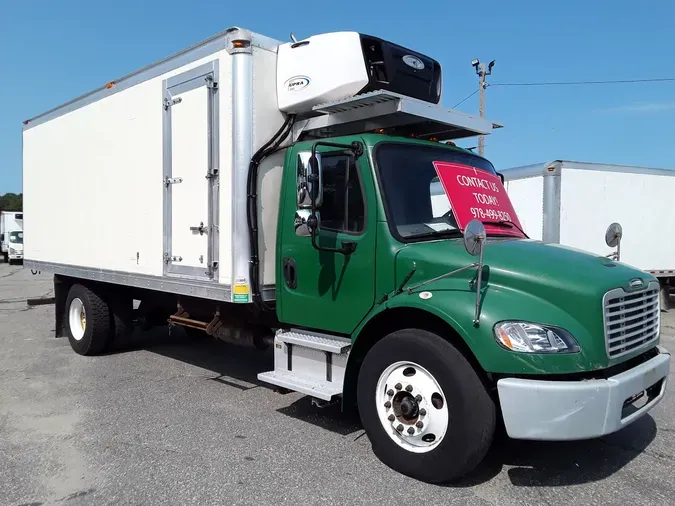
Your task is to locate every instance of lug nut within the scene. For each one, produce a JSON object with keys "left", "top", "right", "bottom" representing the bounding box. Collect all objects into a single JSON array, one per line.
[
  {"left": 415, "top": 395, "right": 422, "bottom": 402},
  {"left": 388, "top": 414, "right": 395, "bottom": 422},
  {"left": 384, "top": 401, "right": 392, "bottom": 409},
  {"left": 387, "top": 389, "right": 394, "bottom": 396},
  {"left": 397, "top": 424, "right": 404, "bottom": 432},
  {"left": 395, "top": 383, "right": 402, "bottom": 390},
  {"left": 419, "top": 408, "right": 427, "bottom": 416},
  {"left": 407, "top": 427, "right": 415, "bottom": 435},
  {"left": 406, "top": 385, "right": 413, "bottom": 392},
  {"left": 416, "top": 421, "right": 424, "bottom": 429}
]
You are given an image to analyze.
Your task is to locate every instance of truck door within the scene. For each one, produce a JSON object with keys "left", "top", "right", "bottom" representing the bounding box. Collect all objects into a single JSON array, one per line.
[
  {"left": 278, "top": 144, "right": 377, "bottom": 334},
  {"left": 162, "top": 62, "right": 220, "bottom": 280}
]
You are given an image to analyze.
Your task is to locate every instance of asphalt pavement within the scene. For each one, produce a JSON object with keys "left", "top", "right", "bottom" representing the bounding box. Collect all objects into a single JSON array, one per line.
[{"left": 2, "top": 262, "right": 675, "bottom": 506}]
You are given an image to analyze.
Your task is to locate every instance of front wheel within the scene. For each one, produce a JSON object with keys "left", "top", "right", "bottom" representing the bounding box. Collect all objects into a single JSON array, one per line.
[{"left": 357, "top": 329, "right": 495, "bottom": 483}]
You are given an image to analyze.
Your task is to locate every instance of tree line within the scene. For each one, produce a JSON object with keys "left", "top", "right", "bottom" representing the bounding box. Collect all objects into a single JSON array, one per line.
[{"left": 0, "top": 193, "right": 23, "bottom": 212}]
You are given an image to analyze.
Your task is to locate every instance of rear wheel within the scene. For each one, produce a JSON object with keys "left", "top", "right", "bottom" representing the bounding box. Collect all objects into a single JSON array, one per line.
[
  {"left": 357, "top": 329, "right": 495, "bottom": 483},
  {"left": 65, "top": 284, "right": 111, "bottom": 355}
]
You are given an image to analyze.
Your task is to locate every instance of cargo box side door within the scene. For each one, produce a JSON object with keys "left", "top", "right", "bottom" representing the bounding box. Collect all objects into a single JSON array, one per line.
[{"left": 162, "top": 62, "right": 220, "bottom": 280}]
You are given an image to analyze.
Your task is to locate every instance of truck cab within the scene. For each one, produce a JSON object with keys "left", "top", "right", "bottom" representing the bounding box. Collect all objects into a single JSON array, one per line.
[
  {"left": 260, "top": 130, "right": 669, "bottom": 484},
  {"left": 0, "top": 211, "right": 23, "bottom": 264},
  {"left": 6, "top": 230, "right": 24, "bottom": 263}
]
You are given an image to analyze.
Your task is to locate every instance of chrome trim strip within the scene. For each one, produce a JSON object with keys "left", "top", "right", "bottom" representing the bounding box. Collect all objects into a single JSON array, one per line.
[
  {"left": 25, "top": 260, "right": 278, "bottom": 302},
  {"left": 229, "top": 30, "right": 254, "bottom": 303}
]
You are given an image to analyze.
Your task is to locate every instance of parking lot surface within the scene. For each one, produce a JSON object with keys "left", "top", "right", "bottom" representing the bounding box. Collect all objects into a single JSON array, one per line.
[{"left": 2, "top": 262, "right": 675, "bottom": 506}]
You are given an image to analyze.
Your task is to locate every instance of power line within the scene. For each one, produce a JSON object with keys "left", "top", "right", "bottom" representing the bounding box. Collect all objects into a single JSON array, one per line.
[
  {"left": 452, "top": 88, "right": 479, "bottom": 108},
  {"left": 491, "top": 77, "right": 675, "bottom": 87}
]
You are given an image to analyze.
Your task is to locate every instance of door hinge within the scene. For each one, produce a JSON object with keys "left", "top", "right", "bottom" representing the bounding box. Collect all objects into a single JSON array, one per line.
[
  {"left": 205, "top": 168, "right": 219, "bottom": 180},
  {"left": 205, "top": 77, "right": 218, "bottom": 90},
  {"left": 164, "top": 176, "right": 183, "bottom": 187},
  {"left": 211, "top": 261, "right": 219, "bottom": 271},
  {"left": 163, "top": 97, "right": 182, "bottom": 110}
]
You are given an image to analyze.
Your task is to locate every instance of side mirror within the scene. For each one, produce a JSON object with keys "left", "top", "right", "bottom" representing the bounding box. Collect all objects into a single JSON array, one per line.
[
  {"left": 294, "top": 209, "right": 318, "bottom": 237},
  {"left": 463, "top": 219, "right": 487, "bottom": 326},
  {"left": 463, "top": 219, "right": 486, "bottom": 257},
  {"left": 497, "top": 172, "right": 505, "bottom": 185},
  {"left": 296, "top": 152, "right": 323, "bottom": 209},
  {"left": 605, "top": 222, "right": 622, "bottom": 261}
]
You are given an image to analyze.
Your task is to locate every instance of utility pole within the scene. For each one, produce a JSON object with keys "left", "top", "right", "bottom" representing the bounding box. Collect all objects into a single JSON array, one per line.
[{"left": 471, "top": 59, "right": 494, "bottom": 157}]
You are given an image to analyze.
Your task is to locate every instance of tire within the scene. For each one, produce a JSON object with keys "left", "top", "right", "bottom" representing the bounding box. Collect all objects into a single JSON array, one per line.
[
  {"left": 357, "top": 329, "right": 495, "bottom": 484},
  {"left": 65, "top": 284, "right": 111, "bottom": 356},
  {"left": 3, "top": 253, "right": 8, "bottom": 263}
]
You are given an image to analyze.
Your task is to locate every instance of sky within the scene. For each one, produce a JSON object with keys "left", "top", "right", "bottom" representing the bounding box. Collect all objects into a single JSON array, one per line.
[{"left": 0, "top": 0, "right": 674, "bottom": 194}]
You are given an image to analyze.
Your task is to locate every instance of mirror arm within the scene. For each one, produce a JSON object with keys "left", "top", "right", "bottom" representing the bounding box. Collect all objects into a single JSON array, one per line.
[
  {"left": 473, "top": 238, "right": 485, "bottom": 326},
  {"left": 311, "top": 141, "right": 364, "bottom": 160},
  {"left": 405, "top": 262, "right": 479, "bottom": 294}
]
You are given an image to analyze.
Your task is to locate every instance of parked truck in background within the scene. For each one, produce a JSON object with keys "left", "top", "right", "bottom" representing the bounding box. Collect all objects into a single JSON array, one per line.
[
  {"left": 22, "top": 27, "right": 671, "bottom": 483},
  {"left": 0, "top": 210, "right": 23, "bottom": 264},
  {"left": 501, "top": 160, "right": 675, "bottom": 312}
]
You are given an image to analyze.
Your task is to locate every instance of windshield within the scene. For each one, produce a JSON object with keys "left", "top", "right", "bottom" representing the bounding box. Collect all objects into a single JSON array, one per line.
[
  {"left": 9, "top": 231, "right": 23, "bottom": 244},
  {"left": 376, "top": 143, "right": 522, "bottom": 240}
]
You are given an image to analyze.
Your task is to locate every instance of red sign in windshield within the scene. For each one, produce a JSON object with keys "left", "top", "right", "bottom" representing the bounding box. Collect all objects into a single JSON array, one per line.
[{"left": 432, "top": 161, "right": 525, "bottom": 238}]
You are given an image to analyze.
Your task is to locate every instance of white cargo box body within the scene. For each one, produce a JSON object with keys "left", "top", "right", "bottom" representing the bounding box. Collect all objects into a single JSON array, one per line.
[
  {"left": 23, "top": 27, "right": 286, "bottom": 302},
  {"left": 501, "top": 160, "right": 675, "bottom": 277}
]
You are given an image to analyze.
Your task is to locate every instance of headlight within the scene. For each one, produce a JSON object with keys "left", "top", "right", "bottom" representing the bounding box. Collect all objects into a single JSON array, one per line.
[
  {"left": 9, "top": 248, "right": 16, "bottom": 255},
  {"left": 494, "top": 322, "right": 580, "bottom": 354}
]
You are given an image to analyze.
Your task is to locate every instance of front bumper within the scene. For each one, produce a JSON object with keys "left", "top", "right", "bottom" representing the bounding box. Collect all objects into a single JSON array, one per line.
[
  {"left": 497, "top": 346, "right": 670, "bottom": 440},
  {"left": 9, "top": 253, "right": 23, "bottom": 260}
]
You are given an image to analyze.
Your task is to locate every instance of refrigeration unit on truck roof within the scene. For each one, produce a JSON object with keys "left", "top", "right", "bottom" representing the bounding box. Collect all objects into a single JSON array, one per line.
[{"left": 276, "top": 31, "right": 442, "bottom": 114}]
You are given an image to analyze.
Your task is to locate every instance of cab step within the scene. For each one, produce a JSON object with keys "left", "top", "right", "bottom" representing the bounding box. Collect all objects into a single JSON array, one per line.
[
  {"left": 257, "top": 329, "right": 351, "bottom": 401},
  {"left": 275, "top": 330, "right": 351, "bottom": 353},
  {"left": 257, "top": 370, "right": 343, "bottom": 401}
]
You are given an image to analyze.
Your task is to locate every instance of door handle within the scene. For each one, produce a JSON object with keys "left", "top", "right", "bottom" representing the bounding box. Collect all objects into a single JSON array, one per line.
[
  {"left": 283, "top": 257, "right": 297, "bottom": 289},
  {"left": 190, "top": 222, "right": 208, "bottom": 235}
]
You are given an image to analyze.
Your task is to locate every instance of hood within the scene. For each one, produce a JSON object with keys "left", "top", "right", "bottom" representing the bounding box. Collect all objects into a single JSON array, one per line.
[
  {"left": 397, "top": 237, "right": 650, "bottom": 297},
  {"left": 394, "top": 237, "right": 655, "bottom": 369}
]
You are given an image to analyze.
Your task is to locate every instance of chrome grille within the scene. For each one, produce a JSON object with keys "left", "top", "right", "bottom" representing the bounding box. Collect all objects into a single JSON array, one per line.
[{"left": 603, "top": 282, "right": 660, "bottom": 359}]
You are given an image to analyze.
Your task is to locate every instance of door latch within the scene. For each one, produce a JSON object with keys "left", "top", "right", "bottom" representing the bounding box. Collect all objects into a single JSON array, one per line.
[
  {"left": 163, "top": 97, "right": 182, "bottom": 110},
  {"left": 163, "top": 253, "right": 183, "bottom": 264},
  {"left": 164, "top": 176, "right": 183, "bottom": 187},
  {"left": 190, "top": 222, "right": 208, "bottom": 235},
  {"left": 164, "top": 253, "right": 182, "bottom": 263}
]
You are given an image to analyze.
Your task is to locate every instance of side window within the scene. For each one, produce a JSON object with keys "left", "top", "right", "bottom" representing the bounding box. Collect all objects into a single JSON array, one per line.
[{"left": 320, "top": 154, "right": 365, "bottom": 233}]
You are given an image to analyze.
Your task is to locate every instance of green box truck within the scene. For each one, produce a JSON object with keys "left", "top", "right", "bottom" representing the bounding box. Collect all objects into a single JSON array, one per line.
[{"left": 22, "top": 27, "right": 670, "bottom": 483}]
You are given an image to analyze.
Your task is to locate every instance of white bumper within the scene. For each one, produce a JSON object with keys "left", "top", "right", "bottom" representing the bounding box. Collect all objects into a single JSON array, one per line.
[
  {"left": 8, "top": 250, "right": 23, "bottom": 260},
  {"left": 498, "top": 346, "right": 670, "bottom": 440}
]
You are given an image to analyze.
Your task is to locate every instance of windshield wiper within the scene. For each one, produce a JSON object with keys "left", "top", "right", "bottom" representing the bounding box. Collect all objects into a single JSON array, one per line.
[
  {"left": 487, "top": 220, "right": 529, "bottom": 239},
  {"left": 406, "top": 229, "right": 462, "bottom": 240}
]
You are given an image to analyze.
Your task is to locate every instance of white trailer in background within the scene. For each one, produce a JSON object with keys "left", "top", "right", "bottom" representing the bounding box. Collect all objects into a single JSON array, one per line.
[
  {"left": 0, "top": 210, "right": 23, "bottom": 263},
  {"left": 500, "top": 160, "right": 675, "bottom": 310}
]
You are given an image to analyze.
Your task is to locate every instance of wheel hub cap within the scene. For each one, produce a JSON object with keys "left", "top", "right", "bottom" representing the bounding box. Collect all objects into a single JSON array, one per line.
[{"left": 375, "top": 361, "right": 449, "bottom": 453}]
